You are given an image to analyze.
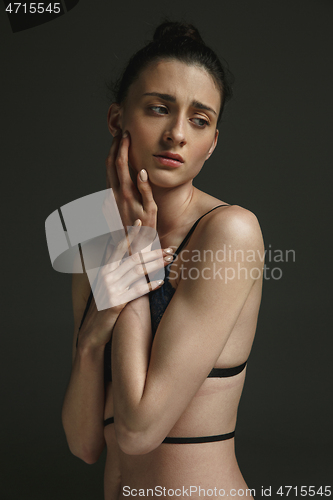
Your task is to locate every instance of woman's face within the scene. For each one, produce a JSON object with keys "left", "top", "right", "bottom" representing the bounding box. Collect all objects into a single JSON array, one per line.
[{"left": 111, "top": 59, "right": 221, "bottom": 188}]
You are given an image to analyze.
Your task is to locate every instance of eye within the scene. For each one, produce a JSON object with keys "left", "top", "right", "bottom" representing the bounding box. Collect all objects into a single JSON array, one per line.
[
  {"left": 150, "top": 106, "right": 168, "bottom": 115},
  {"left": 192, "top": 117, "right": 209, "bottom": 127}
]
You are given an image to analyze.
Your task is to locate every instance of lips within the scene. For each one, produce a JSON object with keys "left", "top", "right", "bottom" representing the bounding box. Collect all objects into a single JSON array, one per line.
[{"left": 153, "top": 152, "right": 184, "bottom": 163}]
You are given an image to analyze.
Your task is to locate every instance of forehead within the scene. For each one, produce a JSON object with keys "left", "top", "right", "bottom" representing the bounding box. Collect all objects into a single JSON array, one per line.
[{"left": 127, "top": 59, "right": 221, "bottom": 111}]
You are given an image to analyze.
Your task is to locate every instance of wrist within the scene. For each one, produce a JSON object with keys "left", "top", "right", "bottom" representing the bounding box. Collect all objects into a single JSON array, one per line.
[
  {"left": 76, "top": 324, "right": 112, "bottom": 355},
  {"left": 77, "top": 307, "right": 120, "bottom": 351},
  {"left": 75, "top": 335, "right": 106, "bottom": 372},
  {"left": 124, "top": 294, "right": 150, "bottom": 316}
]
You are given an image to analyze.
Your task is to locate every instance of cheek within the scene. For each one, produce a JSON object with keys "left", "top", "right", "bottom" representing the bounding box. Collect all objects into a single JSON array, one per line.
[
  {"left": 121, "top": 118, "right": 142, "bottom": 169},
  {"left": 192, "top": 140, "right": 212, "bottom": 164},
  {"left": 185, "top": 139, "right": 214, "bottom": 177},
  {"left": 127, "top": 132, "right": 146, "bottom": 172},
  {"left": 126, "top": 122, "right": 153, "bottom": 171}
]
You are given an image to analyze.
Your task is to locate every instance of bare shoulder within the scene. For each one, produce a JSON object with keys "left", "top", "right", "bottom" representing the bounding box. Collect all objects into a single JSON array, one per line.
[{"left": 195, "top": 204, "right": 264, "bottom": 253}]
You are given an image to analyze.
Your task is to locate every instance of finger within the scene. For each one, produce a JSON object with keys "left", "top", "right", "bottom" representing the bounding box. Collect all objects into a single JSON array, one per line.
[
  {"left": 136, "top": 169, "right": 157, "bottom": 214},
  {"left": 109, "top": 247, "right": 167, "bottom": 283},
  {"left": 118, "top": 279, "right": 164, "bottom": 304},
  {"left": 104, "top": 222, "right": 167, "bottom": 274},
  {"left": 116, "top": 254, "right": 166, "bottom": 290},
  {"left": 106, "top": 134, "right": 122, "bottom": 189},
  {"left": 104, "top": 219, "right": 148, "bottom": 269},
  {"left": 108, "top": 221, "right": 142, "bottom": 264},
  {"left": 115, "top": 132, "right": 136, "bottom": 194},
  {"left": 101, "top": 274, "right": 165, "bottom": 310}
]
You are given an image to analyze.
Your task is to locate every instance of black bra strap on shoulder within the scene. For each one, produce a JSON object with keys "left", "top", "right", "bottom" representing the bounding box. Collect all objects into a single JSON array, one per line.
[
  {"left": 207, "top": 361, "right": 247, "bottom": 378},
  {"left": 162, "top": 431, "right": 235, "bottom": 444},
  {"left": 104, "top": 416, "right": 114, "bottom": 427},
  {"left": 175, "top": 204, "right": 231, "bottom": 256}
]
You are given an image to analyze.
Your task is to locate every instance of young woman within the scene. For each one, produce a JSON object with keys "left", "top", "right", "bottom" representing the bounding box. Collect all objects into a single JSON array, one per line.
[{"left": 62, "top": 21, "right": 264, "bottom": 499}]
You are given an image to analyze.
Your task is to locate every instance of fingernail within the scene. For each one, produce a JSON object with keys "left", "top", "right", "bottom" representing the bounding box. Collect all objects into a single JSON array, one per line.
[
  {"left": 122, "top": 131, "right": 128, "bottom": 138},
  {"left": 163, "top": 248, "right": 173, "bottom": 254},
  {"left": 139, "top": 169, "right": 148, "bottom": 182},
  {"left": 157, "top": 280, "right": 164, "bottom": 286},
  {"left": 134, "top": 219, "right": 141, "bottom": 226},
  {"left": 164, "top": 255, "right": 173, "bottom": 262}
]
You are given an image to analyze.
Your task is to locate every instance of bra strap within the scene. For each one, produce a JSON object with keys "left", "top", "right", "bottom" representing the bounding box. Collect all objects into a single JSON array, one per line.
[
  {"left": 162, "top": 430, "right": 235, "bottom": 444},
  {"left": 104, "top": 416, "right": 114, "bottom": 426},
  {"left": 103, "top": 416, "right": 235, "bottom": 444},
  {"left": 207, "top": 361, "right": 247, "bottom": 378},
  {"left": 175, "top": 204, "right": 230, "bottom": 256}
]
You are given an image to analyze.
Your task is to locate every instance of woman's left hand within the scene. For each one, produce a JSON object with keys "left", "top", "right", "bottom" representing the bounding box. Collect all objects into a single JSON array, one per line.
[{"left": 105, "top": 131, "right": 157, "bottom": 231}]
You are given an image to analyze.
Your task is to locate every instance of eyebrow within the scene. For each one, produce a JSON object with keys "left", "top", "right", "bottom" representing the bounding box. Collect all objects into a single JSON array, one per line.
[{"left": 142, "top": 92, "right": 217, "bottom": 116}]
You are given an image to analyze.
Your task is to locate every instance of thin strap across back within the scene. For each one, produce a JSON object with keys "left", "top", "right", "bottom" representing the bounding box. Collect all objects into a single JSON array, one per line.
[
  {"left": 208, "top": 361, "right": 247, "bottom": 378},
  {"left": 162, "top": 431, "right": 235, "bottom": 444},
  {"left": 103, "top": 416, "right": 235, "bottom": 444}
]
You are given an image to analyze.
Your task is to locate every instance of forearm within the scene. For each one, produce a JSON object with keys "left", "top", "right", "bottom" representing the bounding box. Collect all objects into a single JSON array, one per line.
[
  {"left": 62, "top": 335, "right": 107, "bottom": 464},
  {"left": 112, "top": 294, "right": 155, "bottom": 451}
]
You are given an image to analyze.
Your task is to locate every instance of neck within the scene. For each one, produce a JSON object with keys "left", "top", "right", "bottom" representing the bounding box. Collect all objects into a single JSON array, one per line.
[{"left": 152, "top": 181, "right": 198, "bottom": 239}]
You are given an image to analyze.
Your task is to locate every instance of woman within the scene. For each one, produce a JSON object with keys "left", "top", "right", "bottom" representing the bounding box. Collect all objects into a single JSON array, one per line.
[{"left": 62, "top": 21, "right": 264, "bottom": 499}]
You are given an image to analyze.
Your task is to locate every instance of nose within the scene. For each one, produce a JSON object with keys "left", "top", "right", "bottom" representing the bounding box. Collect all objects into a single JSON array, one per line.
[{"left": 162, "top": 116, "right": 187, "bottom": 147}]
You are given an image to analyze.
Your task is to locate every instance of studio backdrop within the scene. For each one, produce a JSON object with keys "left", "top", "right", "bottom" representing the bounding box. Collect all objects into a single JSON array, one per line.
[{"left": 1, "top": 0, "right": 332, "bottom": 498}]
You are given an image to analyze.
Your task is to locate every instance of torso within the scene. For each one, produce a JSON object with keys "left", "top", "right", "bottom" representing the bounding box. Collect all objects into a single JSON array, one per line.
[{"left": 103, "top": 192, "right": 261, "bottom": 499}]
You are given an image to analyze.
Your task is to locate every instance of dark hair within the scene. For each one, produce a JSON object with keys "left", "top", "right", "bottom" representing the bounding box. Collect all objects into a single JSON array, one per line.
[{"left": 108, "top": 21, "right": 234, "bottom": 123}]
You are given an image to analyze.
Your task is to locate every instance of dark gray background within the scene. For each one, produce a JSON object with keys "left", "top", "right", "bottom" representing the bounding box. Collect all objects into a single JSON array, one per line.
[{"left": 1, "top": 0, "right": 332, "bottom": 498}]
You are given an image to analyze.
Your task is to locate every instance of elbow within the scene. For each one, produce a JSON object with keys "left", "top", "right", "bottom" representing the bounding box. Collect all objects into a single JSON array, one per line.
[
  {"left": 118, "top": 434, "right": 159, "bottom": 456},
  {"left": 62, "top": 419, "right": 104, "bottom": 464},
  {"left": 116, "top": 424, "right": 161, "bottom": 456},
  {"left": 69, "top": 442, "right": 102, "bottom": 464},
  {"left": 78, "top": 452, "right": 101, "bottom": 465}
]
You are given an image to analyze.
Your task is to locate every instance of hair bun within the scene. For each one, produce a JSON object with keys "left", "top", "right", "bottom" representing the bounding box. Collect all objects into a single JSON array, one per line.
[{"left": 153, "top": 21, "right": 204, "bottom": 44}]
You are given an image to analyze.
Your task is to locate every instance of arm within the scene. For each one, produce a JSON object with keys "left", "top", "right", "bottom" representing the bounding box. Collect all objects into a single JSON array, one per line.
[
  {"left": 111, "top": 206, "right": 264, "bottom": 455},
  {"left": 61, "top": 233, "right": 165, "bottom": 463},
  {"left": 61, "top": 269, "right": 114, "bottom": 464}
]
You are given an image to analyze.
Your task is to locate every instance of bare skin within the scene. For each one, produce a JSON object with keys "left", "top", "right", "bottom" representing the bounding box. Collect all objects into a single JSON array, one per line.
[{"left": 63, "top": 60, "right": 264, "bottom": 499}]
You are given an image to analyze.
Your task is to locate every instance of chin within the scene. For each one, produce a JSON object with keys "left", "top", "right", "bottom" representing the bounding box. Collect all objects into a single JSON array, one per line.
[{"left": 147, "top": 169, "right": 185, "bottom": 189}]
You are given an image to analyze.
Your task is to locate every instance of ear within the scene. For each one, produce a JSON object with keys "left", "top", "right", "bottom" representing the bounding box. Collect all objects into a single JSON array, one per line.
[
  {"left": 107, "top": 103, "right": 123, "bottom": 137},
  {"left": 205, "top": 129, "right": 219, "bottom": 160}
]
